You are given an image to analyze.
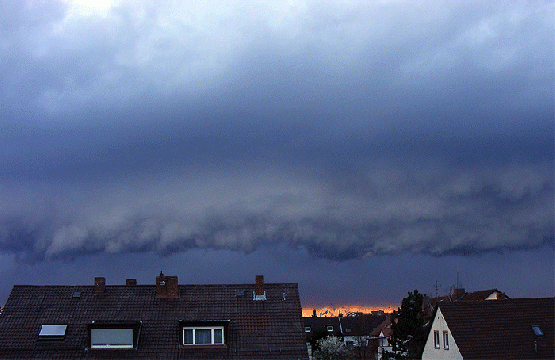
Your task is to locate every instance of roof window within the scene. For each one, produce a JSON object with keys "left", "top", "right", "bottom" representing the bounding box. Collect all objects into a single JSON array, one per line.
[
  {"left": 532, "top": 325, "right": 544, "bottom": 337},
  {"left": 38, "top": 325, "right": 67, "bottom": 341}
]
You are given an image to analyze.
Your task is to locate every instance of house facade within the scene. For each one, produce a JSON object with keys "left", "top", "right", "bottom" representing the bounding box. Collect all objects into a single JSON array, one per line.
[
  {"left": 421, "top": 307, "right": 462, "bottom": 360},
  {"left": 421, "top": 298, "right": 554, "bottom": 360},
  {"left": 0, "top": 274, "right": 308, "bottom": 359},
  {"left": 369, "top": 315, "right": 392, "bottom": 360}
]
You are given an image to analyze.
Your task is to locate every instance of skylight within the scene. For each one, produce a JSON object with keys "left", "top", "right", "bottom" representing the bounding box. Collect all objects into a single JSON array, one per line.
[
  {"left": 38, "top": 325, "right": 67, "bottom": 340},
  {"left": 531, "top": 325, "right": 544, "bottom": 337}
]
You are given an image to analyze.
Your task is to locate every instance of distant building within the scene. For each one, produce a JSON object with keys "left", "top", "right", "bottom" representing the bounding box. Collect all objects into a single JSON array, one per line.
[
  {"left": 370, "top": 314, "right": 393, "bottom": 360},
  {"left": 0, "top": 274, "right": 308, "bottom": 359},
  {"left": 421, "top": 298, "right": 554, "bottom": 360},
  {"left": 303, "top": 311, "right": 386, "bottom": 359},
  {"left": 423, "top": 288, "right": 509, "bottom": 315}
]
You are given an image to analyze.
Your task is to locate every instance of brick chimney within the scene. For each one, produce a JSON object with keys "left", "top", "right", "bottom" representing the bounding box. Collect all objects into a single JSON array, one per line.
[
  {"left": 156, "top": 272, "right": 179, "bottom": 299},
  {"left": 94, "top": 277, "right": 105, "bottom": 294},
  {"left": 254, "top": 275, "right": 266, "bottom": 300},
  {"left": 126, "top": 279, "right": 137, "bottom": 286},
  {"left": 453, "top": 288, "right": 465, "bottom": 300}
]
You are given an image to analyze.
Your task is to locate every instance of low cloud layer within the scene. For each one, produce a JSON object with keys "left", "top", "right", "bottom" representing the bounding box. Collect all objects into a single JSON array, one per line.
[{"left": 1, "top": 134, "right": 552, "bottom": 263}]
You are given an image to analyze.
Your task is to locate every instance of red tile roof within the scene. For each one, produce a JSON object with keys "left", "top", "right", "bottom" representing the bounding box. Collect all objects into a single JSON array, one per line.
[
  {"left": 437, "top": 298, "right": 554, "bottom": 360},
  {"left": 0, "top": 280, "right": 308, "bottom": 359},
  {"left": 370, "top": 314, "right": 392, "bottom": 338}
]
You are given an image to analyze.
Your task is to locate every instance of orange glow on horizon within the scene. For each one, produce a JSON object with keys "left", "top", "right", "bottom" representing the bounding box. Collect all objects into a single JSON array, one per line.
[{"left": 302, "top": 305, "right": 396, "bottom": 317}]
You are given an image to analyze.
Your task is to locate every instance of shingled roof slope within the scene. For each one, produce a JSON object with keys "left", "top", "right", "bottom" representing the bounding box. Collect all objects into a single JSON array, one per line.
[
  {"left": 340, "top": 314, "right": 387, "bottom": 337},
  {"left": 458, "top": 289, "right": 507, "bottom": 301},
  {"left": 0, "top": 281, "right": 308, "bottom": 359},
  {"left": 438, "top": 298, "right": 554, "bottom": 360},
  {"left": 369, "top": 314, "right": 392, "bottom": 338}
]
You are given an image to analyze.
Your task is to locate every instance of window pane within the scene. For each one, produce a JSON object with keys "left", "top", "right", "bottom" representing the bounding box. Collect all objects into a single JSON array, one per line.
[
  {"left": 91, "top": 328, "right": 133, "bottom": 348},
  {"left": 195, "top": 329, "right": 211, "bottom": 344},
  {"left": 39, "top": 325, "right": 67, "bottom": 337},
  {"left": 214, "top": 329, "right": 223, "bottom": 344},
  {"left": 434, "top": 331, "right": 440, "bottom": 348},
  {"left": 183, "top": 329, "right": 194, "bottom": 344}
]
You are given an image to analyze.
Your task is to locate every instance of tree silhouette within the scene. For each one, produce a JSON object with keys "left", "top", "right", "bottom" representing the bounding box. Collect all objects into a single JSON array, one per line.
[{"left": 384, "top": 290, "right": 427, "bottom": 359}]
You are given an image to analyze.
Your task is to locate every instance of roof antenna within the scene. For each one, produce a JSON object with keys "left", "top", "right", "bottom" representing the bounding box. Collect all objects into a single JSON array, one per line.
[
  {"left": 455, "top": 264, "right": 463, "bottom": 289},
  {"left": 434, "top": 280, "right": 440, "bottom": 298}
]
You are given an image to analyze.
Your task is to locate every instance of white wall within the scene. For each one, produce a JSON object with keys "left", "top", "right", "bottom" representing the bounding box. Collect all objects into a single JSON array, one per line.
[{"left": 421, "top": 308, "right": 463, "bottom": 360}]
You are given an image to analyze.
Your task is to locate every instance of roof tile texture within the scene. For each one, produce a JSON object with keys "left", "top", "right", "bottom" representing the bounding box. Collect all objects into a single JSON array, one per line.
[
  {"left": 438, "top": 298, "right": 554, "bottom": 360},
  {"left": 0, "top": 283, "right": 308, "bottom": 359}
]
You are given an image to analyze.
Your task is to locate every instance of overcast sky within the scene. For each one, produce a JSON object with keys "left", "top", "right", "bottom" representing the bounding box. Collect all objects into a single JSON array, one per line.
[{"left": 0, "top": 0, "right": 553, "bottom": 307}]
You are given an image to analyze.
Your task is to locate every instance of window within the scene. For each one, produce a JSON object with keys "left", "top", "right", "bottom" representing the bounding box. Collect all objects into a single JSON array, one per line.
[
  {"left": 38, "top": 325, "right": 67, "bottom": 341},
  {"left": 327, "top": 325, "right": 334, "bottom": 332},
  {"left": 443, "top": 331, "right": 449, "bottom": 349},
  {"left": 183, "top": 326, "right": 225, "bottom": 345},
  {"left": 305, "top": 326, "right": 311, "bottom": 332},
  {"left": 532, "top": 325, "right": 544, "bottom": 337},
  {"left": 87, "top": 322, "right": 141, "bottom": 350},
  {"left": 91, "top": 328, "right": 133, "bottom": 348},
  {"left": 434, "top": 330, "right": 440, "bottom": 349}
]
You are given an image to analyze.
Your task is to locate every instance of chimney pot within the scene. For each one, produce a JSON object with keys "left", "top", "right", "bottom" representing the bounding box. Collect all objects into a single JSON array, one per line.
[
  {"left": 126, "top": 279, "right": 137, "bottom": 286},
  {"left": 94, "top": 277, "right": 105, "bottom": 294}
]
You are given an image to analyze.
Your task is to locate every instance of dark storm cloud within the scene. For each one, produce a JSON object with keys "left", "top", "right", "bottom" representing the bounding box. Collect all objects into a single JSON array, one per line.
[
  {"left": 0, "top": 0, "right": 553, "bottom": 263},
  {"left": 1, "top": 127, "right": 552, "bottom": 262}
]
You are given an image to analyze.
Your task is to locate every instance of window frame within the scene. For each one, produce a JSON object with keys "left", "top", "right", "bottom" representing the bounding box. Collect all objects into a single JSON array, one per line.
[
  {"left": 87, "top": 321, "right": 141, "bottom": 350},
  {"left": 38, "top": 324, "right": 67, "bottom": 341},
  {"left": 183, "top": 326, "right": 225, "bottom": 345},
  {"left": 180, "top": 321, "right": 228, "bottom": 347},
  {"left": 443, "top": 331, "right": 449, "bottom": 350},
  {"left": 433, "top": 330, "right": 440, "bottom": 349}
]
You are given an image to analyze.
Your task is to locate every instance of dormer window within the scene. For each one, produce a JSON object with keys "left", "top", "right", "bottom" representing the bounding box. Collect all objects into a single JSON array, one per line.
[
  {"left": 87, "top": 321, "right": 141, "bottom": 350},
  {"left": 91, "top": 328, "right": 133, "bottom": 348},
  {"left": 38, "top": 325, "right": 67, "bottom": 341},
  {"left": 180, "top": 321, "right": 228, "bottom": 346},
  {"left": 183, "top": 326, "right": 224, "bottom": 345}
]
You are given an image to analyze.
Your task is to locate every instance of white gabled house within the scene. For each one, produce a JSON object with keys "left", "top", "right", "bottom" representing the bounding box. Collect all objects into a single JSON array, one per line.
[
  {"left": 421, "top": 298, "right": 554, "bottom": 360},
  {"left": 421, "top": 306, "right": 462, "bottom": 360}
]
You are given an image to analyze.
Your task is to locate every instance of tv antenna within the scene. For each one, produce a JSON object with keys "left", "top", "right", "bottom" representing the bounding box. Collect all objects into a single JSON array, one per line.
[{"left": 434, "top": 280, "right": 441, "bottom": 298}]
